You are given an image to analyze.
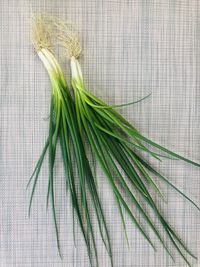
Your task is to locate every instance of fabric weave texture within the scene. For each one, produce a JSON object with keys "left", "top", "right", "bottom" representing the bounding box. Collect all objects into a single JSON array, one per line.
[{"left": 0, "top": 0, "right": 200, "bottom": 266}]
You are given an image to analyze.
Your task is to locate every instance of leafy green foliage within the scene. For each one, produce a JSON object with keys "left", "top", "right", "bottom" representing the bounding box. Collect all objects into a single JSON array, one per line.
[
  {"left": 28, "top": 65, "right": 113, "bottom": 266},
  {"left": 71, "top": 69, "right": 200, "bottom": 267}
]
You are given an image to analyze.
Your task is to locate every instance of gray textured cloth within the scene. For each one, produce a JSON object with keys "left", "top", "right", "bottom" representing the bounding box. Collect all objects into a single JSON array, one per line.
[{"left": 1, "top": 0, "right": 200, "bottom": 266}]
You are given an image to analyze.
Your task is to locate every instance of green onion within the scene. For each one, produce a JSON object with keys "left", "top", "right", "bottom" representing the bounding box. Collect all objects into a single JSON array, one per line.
[
  {"left": 29, "top": 15, "right": 113, "bottom": 266},
  {"left": 54, "top": 18, "right": 200, "bottom": 266}
]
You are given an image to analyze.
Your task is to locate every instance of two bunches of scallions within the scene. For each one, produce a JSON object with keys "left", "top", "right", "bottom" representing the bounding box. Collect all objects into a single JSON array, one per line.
[{"left": 28, "top": 15, "right": 200, "bottom": 267}]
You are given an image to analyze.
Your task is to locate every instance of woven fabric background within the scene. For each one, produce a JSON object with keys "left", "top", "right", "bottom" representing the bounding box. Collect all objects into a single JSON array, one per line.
[{"left": 1, "top": 0, "right": 200, "bottom": 266}]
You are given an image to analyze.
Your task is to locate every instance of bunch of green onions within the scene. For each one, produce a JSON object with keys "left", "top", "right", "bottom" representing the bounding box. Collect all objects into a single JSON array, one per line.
[{"left": 29, "top": 15, "right": 200, "bottom": 267}]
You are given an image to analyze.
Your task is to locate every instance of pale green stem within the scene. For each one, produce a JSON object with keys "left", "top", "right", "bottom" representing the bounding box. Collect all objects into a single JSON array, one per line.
[
  {"left": 70, "top": 57, "right": 83, "bottom": 86},
  {"left": 38, "top": 48, "right": 67, "bottom": 89}
]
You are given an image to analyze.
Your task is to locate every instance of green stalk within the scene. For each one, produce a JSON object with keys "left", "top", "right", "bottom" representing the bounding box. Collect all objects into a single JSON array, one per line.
[
  {"left": 29, "top": 16, "right": 114, "bottom": 266},
  {"left": 69, "top": 55, "right": 199, "bottom": 266}
]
